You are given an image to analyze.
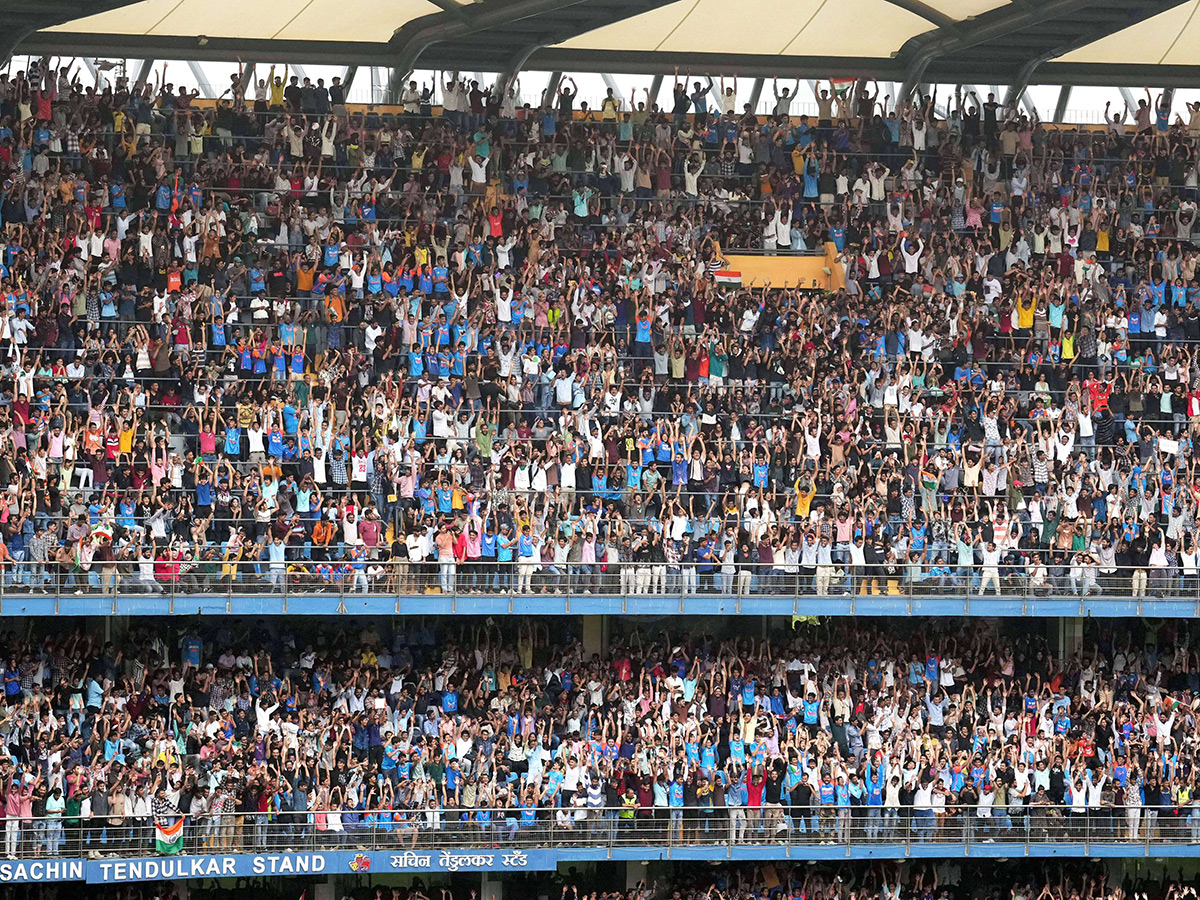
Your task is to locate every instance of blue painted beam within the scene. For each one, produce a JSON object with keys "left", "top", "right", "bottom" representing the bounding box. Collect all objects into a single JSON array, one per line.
[{"left": 0, "top": 590, "right": 1191, "bottom": 617}]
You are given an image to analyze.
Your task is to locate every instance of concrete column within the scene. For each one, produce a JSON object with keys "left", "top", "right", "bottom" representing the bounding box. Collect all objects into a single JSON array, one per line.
[
  {"left": 105, "top": 615, "right": 131, "bottom": 646},
  {"left": 482, "top": 873, "right": 503, "bottom": 900},
  {"left": 187, "top": 61, "right": 213, "bottom": 98},
  {"left": 648, "top": 74, "right": 664, "bottom": 110},
  {"left": 1058, "top": 617, "right": 1083, "bottom": 663},
  {"left": 1053, "top": 85, "right": 1072, "bottom": 123},
  {"left": 582, "top": 615, "right": 607, "bottom": 658},
  {"left": 747, "top": 77, "right": 765, "bottom": 117},
  {"left": 544, "top": 72, "right": 562, "bottom": 109},
  {"left": 132, "top": 58, "right": 157, "bottom": 91},
  {"left": 626, "top": 860, "right": 651, "bottom": 888}
]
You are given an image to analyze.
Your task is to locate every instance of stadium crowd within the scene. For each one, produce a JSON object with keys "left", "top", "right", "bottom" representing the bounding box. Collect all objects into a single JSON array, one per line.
[
  {"left": 530, "top": 868, "right": 1200, "bottom": 900},
  {"left": 0, "top": 63, "right": 1199, "bottom": 598},
  {"left": 12, "top": 864, "right": 1198, "bottom": 900},
  {"left": 0, "top": 616, "right": 1193, "bottom": 856},
  {"left": 533, "top": 869, "right": 1200, "bottom": 900}
]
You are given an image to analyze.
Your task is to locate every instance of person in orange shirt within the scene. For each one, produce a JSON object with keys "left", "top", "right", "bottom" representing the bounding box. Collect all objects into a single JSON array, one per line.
[
  {"left": 312, "top": 518, "right": 336, "bottom": 561},
  {"left": 83, "top": 421, "right": 104, "bottom": 454},
  {"left": 325, "top": 288, "right": 345, "bottom": 323},
  {"left": 295, "top": 257, "right": 316, "bottom": 296}
]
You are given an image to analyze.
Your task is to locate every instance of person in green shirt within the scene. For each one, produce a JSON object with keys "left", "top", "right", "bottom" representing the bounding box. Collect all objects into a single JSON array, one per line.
[
  {"left": 708, "top": 336, "right": 729, "bottom": 384},
  {"left": 64, "top": 792, "right": 82, "bottom": 856},
  {"left": 476, "top": 420, "right": 494, "bottom": 459}
]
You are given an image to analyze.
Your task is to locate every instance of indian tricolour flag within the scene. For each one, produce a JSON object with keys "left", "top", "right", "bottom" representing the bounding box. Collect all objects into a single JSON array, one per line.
[
  {"left": 154, "top": 810, "right": 184, "bottom": 854},
  {"left": 831, "top": 78, "right": 856, "bottom": 96},
  {"left": 714, "top": 270, "right": 742, "bottom": 287}
]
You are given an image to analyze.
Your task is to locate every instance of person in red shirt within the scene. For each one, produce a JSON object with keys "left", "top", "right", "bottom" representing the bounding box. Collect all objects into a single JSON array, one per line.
[
  {"left": 1086, "top": 375, "right": 1112, "bottom": 411},
  {"left": 746, "top": 766, "right": 766, "bottom": 821}
]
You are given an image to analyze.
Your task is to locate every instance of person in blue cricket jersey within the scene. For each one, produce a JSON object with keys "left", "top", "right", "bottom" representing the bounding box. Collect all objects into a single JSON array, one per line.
[
  {"left": 817, "top": 774, "right": 836, "bottom": 838},
  {"left": 222, "top": 418, "right": 243, "bottom": 458},
  {"left": 667, "top": 768, "right": 686, "bottom": 841},
  {"left": 432, "top": 259, "right": 450, "bottom": 293}
]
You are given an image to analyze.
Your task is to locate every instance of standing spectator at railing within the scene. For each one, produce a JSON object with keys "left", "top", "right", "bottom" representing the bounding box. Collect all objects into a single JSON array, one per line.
[
  {"left": 43, "top": 784, "right": 64, "bottom": 855},
  {"left": 4, "top": 770, "right": 36, "bottom": 859}
]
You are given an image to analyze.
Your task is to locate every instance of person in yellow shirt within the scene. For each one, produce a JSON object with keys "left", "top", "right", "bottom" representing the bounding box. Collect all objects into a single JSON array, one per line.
[
  {"left": 599, "top": 88, "right": 620, "bottom": 124},
  {"left": 410, "top": 143, "right": 428, "bottom": 173},
  {"left": 794, "top": 477, "right": 817, "bottom": 518},
  {"left": 791, "top": 145, "right": 806, "bottom": 175},
  {"left": 1062, "top": 330, "right": 1076, "bottom": 361},
  {"left": 119, "top": 411, "right": 139, "bottom": 454},
  {"left": 236, "top": 402, "right": 255, "bottom": 429},
  {"left": 268, "top": 64, "right": 287, "bottom": 109},
  {"left": 1016, "top": 292, "right": 1036, "bottom": 333}
]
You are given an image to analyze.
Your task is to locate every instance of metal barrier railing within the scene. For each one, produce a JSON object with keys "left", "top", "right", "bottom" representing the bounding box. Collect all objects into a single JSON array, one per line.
[
  {"left": 3, "top": 805, "right": 1192, "bottom": 859},
  {"left": 0, "top": 557, "right": 1195, "bottom": 614}
]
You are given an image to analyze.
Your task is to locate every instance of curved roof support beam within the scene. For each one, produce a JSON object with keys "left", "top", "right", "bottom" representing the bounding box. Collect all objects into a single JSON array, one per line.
[
  {"left": 498, "top": 42, "right": 544, "bottom": 92},
  {"left": 187, "top": 60, "right": 213, "bottom": 97},
  {"left": 1004, "top": 0, "right": 1188, "bottom": 109},
  {"left": 132, "top": 57, "right": 156, "bottom": 90},
  {"left": 386, "top": 66, "right": 411, "bottom": 103},
  {"left": 1053, "top": 85, "right": 1071, "bottom": 122},
  {"left": 0, "top": 22, "right": 39, "bottom": 66},
  {"left": 426, "top": 0, "right": 468, "bottom": 17},
  {"left": 901, "top": 0, "right": 1193, "bottom": 100},
  {"left": 897, "top": 0, "right": 1100, "bottom": 100},
  {"left": 880, "top": 0, "right": 955, "bottom": 29},
  {"left": 388, "top": 0, "right": 589, "bottom": 80},
  {"left": 1, "top": 0, "right": 144, "bottom": 65},
  {"left": 747, "top": 77, "right": 764, "bottom": 115},
  {"left": 236, "top": 61, "right": 256, "bottom": 96},
  {"left": 1004, "top": 53, "right": 1049, "bottom": 106}
]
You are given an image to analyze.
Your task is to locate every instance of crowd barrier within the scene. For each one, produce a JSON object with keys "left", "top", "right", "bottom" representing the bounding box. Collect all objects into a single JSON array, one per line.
[
  {"left": 1, "top": 805, "right": 1195, "bottom": 862},
  {"left": 0, "top": 559, "right": 1192, "bottom": 617}
]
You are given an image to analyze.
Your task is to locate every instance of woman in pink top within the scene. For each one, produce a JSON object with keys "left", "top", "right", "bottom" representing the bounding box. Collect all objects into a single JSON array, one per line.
[{"left": 4, "top": 776, "right": 36, "bottom": 857}]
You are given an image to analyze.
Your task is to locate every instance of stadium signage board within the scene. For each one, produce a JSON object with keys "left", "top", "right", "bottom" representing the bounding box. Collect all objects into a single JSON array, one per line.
[
  {"left": 0, "top": 859, "right": 84, "bottom": 883},
  {"left": 0, "top": 849, "right": 551, "bottom": 884}
]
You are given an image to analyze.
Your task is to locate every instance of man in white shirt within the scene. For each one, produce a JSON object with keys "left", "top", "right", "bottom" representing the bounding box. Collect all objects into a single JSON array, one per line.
[{"left": 978, "top": 540, "right": 1002, "bottom": 595}]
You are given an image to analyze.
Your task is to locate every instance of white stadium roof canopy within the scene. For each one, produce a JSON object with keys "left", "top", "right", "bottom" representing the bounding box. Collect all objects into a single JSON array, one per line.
[{"left": 6, "top": 0, "right": 1200, "bottom": 90}]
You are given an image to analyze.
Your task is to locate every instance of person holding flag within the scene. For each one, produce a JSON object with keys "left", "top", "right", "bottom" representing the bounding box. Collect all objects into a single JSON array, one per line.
[{"left": 152, "top": 781, "right": 185, "bottom": 855}]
